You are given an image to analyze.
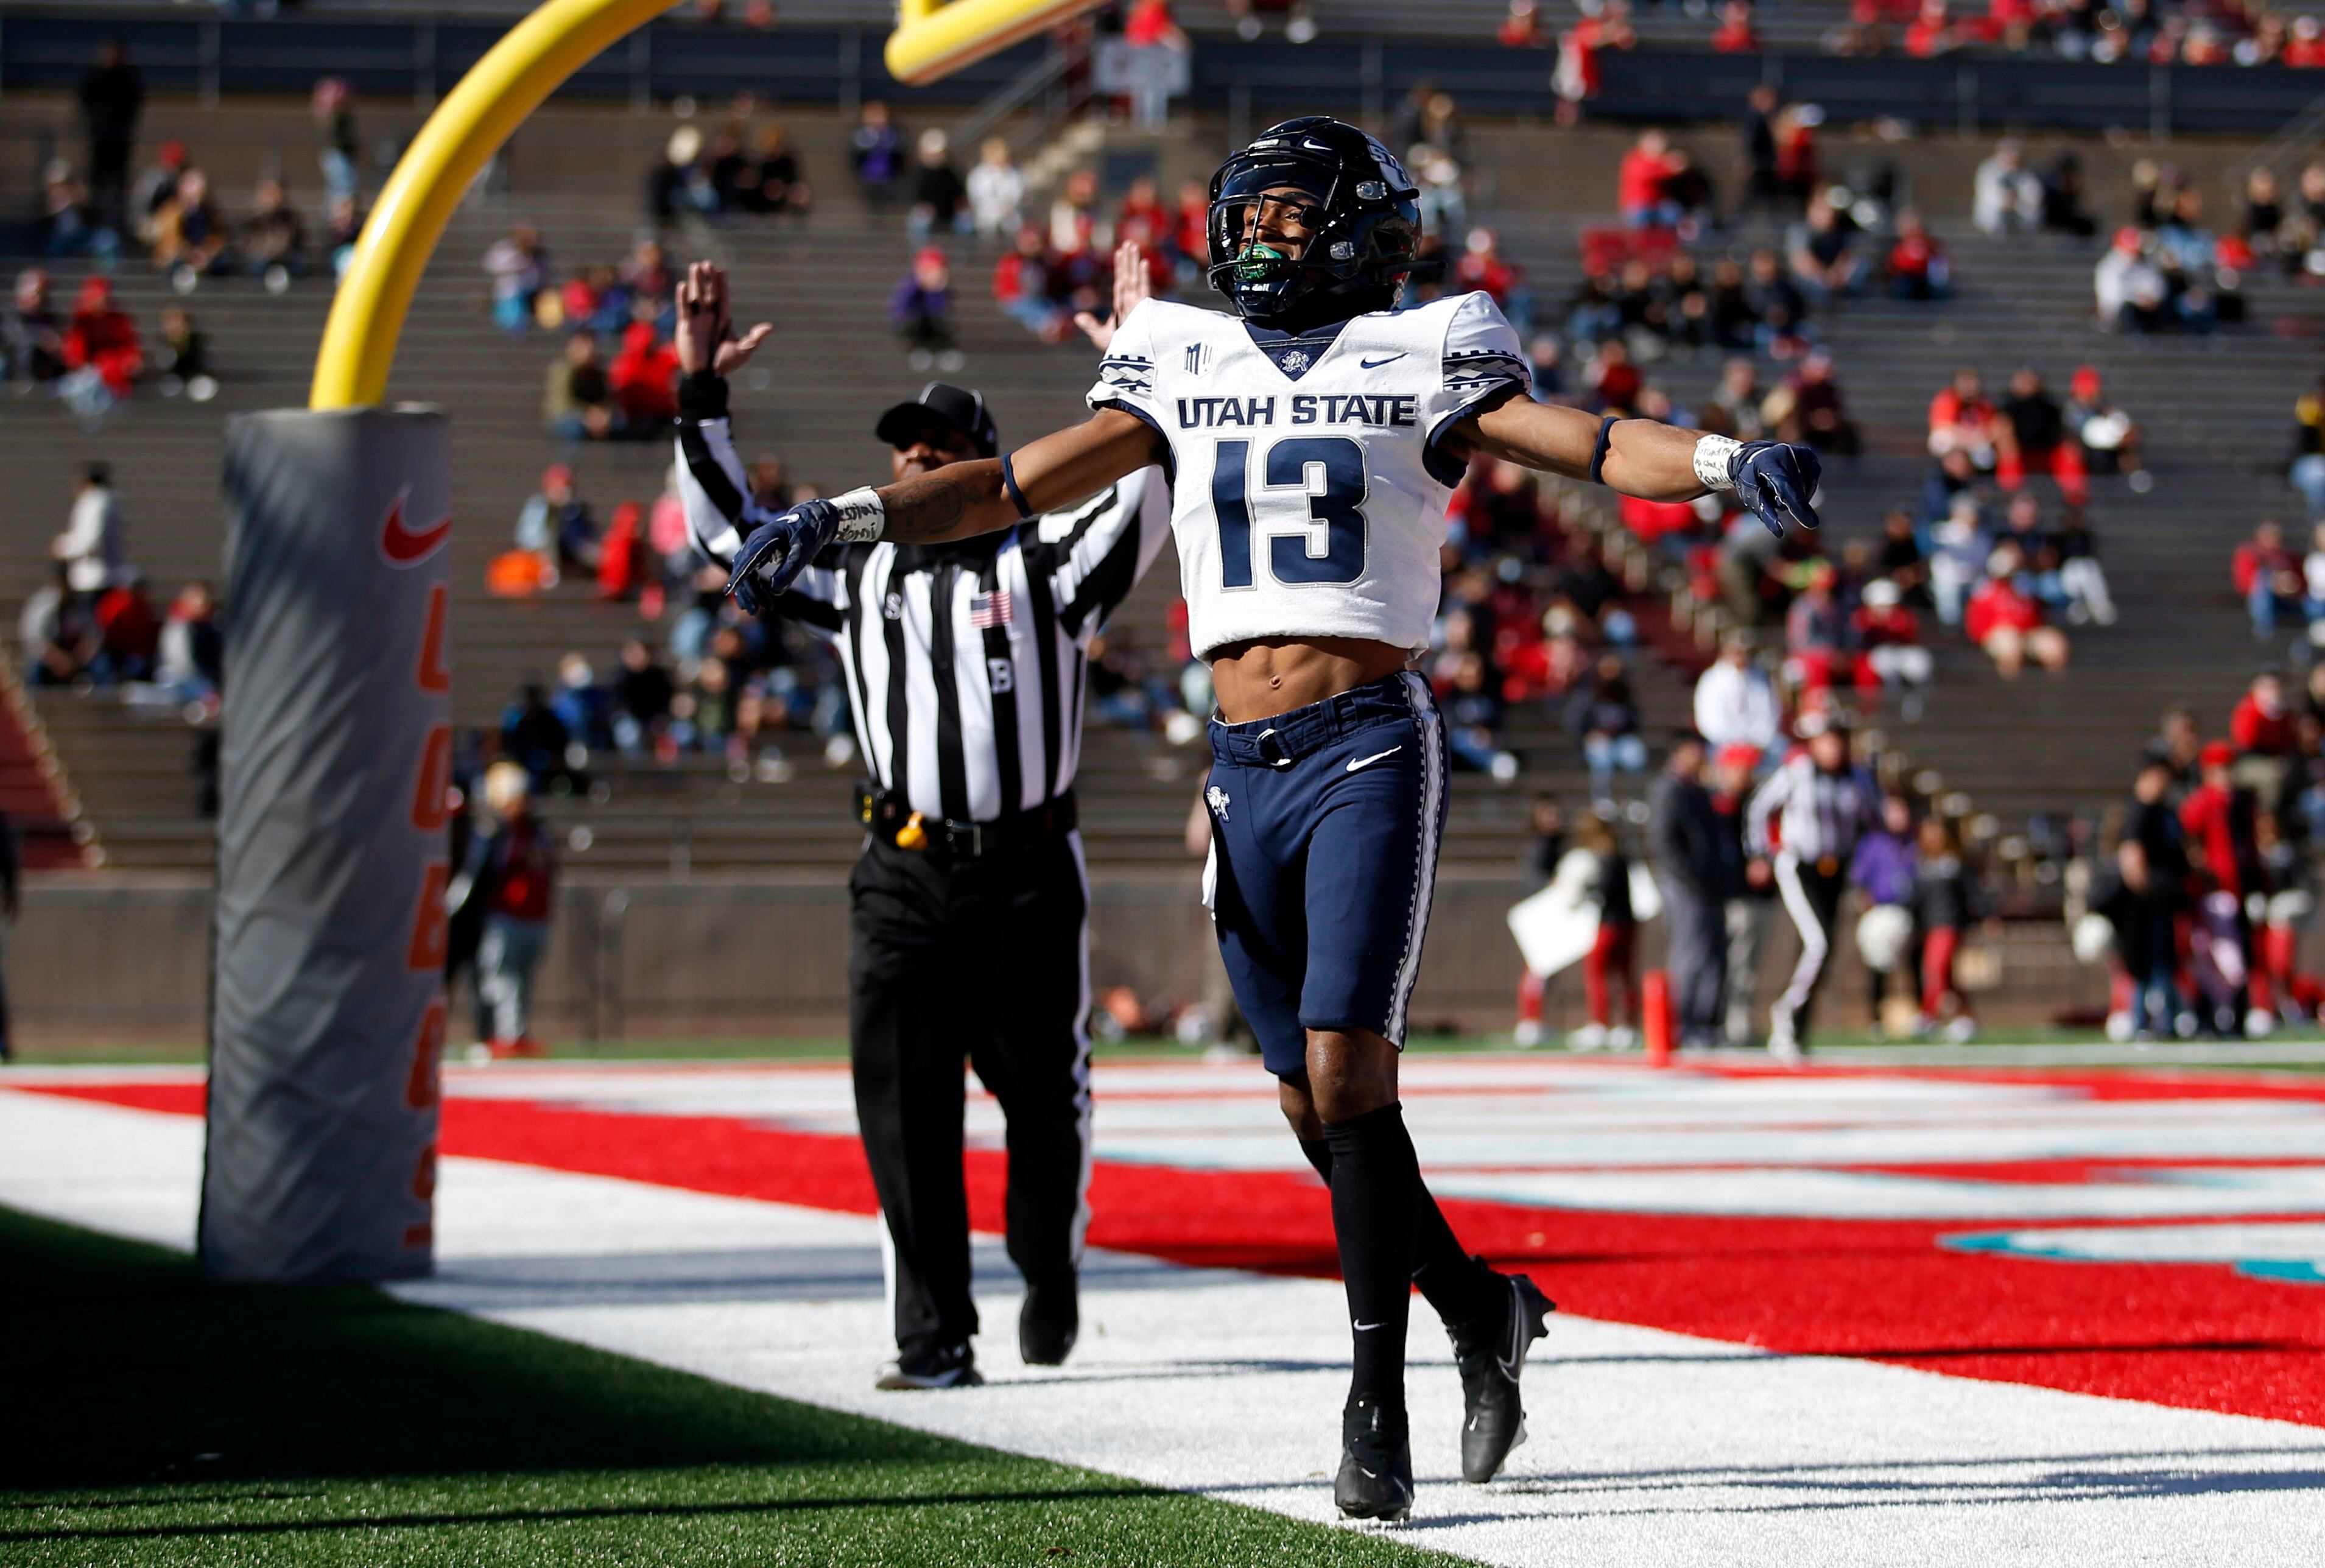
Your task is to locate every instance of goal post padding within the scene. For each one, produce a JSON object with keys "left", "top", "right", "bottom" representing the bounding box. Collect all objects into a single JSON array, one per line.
[{"left": 203, "top": 407, "right": 452, "bottom": 1284}]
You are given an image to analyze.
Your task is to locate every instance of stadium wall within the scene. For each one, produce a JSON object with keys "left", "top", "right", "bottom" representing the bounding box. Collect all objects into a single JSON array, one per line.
[
  {"left": 5, "top": 8, "right": 2324, "bottom": 137},
  {"left": 27, "top": 873, "right": 2109, "bottom": 1051}
]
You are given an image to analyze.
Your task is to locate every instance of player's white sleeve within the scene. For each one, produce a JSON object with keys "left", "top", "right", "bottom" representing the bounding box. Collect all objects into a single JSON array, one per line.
[
  {"left": 1085, "top": 298, "right": 1167, "bottom": 445},
  {"left": 1423, "top": 290, "right": 1533, "bottom": 484}
]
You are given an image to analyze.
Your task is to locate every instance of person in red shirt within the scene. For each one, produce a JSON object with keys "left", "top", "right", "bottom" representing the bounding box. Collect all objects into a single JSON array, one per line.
[
  {"left": 2231, "top": 667, "right": 2296, "bottom": 758},
  {"left": 1885, "top": 208, "right": 1951, "bottom": 300},
  {"left": 1616, "top": 128, "right": 1681, "bottom": 228},
  {"left": 1851, "top": 577, "right": 1933, "bottom": 714},
  {"left": 1963, "top": 542, "right": 2068, "bottom": 678},
  {"left": 2235, "top": 519, "right": 2306, "bottom": 636},
  {"left": 62, "top": 275, "right": 142, "bottom": 397},
  {"left": 1711, "top": 0, "right": 1760, "bottom": 52},
  {"left": 1453, "top": 227, "right": 1522, "bottom": 311},
  {"left": 1168, "top": 178, "right": 1209, "bottom": 273},
  {"left": 608, "top": 320, "right": 680, "bottom": 432},
  {"left": 453, "top": 761, "right": 558, "bottom": 1057},
  {"left": 2288, "top": 16, "right": 2325, "bottom": 66},
  {"left": 1928, "top": 365, "right": 2002, "bottom": 471},
  {"left": 1904, "top": 0, "right": 1964, "bottom": 55},
  {"left": 2179, "top": 739, "right": 2276, "bottom": 1025}
]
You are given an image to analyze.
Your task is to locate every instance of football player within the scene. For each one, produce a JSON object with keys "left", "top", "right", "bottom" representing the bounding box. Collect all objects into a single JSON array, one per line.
[{"left": 691, "top": 116, "right": 1822, "bottom": 1521}]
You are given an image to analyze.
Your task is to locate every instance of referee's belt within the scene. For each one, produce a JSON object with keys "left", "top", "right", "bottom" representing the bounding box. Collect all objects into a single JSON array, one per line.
[{"left": 856, "top": 784, "right": 1077, "bottom": 858}]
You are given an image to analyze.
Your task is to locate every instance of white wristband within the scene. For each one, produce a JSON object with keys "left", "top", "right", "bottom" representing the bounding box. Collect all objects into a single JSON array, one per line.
[
  {"left": 829, "top": 487, "right": 886, "bottom": 543},
  {"left": 1692, "top": 434, "right": 1743, "bottom": 493}
]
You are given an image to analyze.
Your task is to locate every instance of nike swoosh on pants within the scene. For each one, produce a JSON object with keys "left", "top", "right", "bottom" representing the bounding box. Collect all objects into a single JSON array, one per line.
[{"left": 1346, "top": 746, "right": 1403, "bottom": 773}]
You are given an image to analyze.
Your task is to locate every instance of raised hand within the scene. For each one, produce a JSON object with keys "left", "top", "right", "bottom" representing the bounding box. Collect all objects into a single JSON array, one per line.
[
  {"left": 1075, "top": 239, "right": 1155, "bottom": 352},
  {"left": 675, "top": 260, "right": 773, "bottom": 378},
  {"left": 1731, "top": 440, "right": 1823, "bottom": 538}
]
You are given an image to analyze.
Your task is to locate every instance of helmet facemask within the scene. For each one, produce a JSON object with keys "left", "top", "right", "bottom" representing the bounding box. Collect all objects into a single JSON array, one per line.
[{"left": 1205, "top": 122, "right": 1420, "bottom": 330}]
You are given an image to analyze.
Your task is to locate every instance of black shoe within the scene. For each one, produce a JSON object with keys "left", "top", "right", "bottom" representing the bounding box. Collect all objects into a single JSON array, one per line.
[
  {"left": 1334, "top": 1396, "right": 1413, "bottom": 1522},
  {"left": 874, "top": 1340, "right": 982, "bottom": 1390},
  {"left": 1019, "top": 1278, "right": 1078, "bottom": 1366},
  {"left": 1451, "top": 1271, "right": 1555, "bottom": 1484}
]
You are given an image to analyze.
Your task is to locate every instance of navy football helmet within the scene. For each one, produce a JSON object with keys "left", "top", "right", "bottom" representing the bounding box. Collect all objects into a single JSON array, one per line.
[{"left": 1205, "top": 116, "right": 1422, "bottom": 329}]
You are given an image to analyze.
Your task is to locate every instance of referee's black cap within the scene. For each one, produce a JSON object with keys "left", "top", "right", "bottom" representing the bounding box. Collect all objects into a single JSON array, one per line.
[{"left": 874, "top": 382, "right": 999, "bottom": 459}]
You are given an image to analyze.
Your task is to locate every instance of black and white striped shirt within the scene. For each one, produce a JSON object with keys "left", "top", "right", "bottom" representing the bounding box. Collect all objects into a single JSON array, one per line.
[
  {"left": 1744, "top": 753, "right": 1880, "bottom": 865},
  {"left": 675, "top": 394, "right": 1173, "bottom": 822}
]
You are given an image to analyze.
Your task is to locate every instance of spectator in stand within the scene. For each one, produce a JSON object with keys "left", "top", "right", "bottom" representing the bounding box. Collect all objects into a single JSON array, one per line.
[
  {"left": 1554, "top": 3, "right": 1634, "bottom": 127},
  {"left": 53, "top": 463, "right": 126, "bottom": 595},
  {"left": 2290, "top": 375, "right": 2325, "bottom": 519},
  {"left": 2052, "top": 507, "right": 2116, "bottom": 627},
  {"left": 150, "top": 306, "right": 211, "bottom": 399},
  {"left": 2232, "top": 667, "right": 2298, "bottom": 817},
  {"left": 450, "top": 762, "right": 557, "bottom": 1057},
  {"left": 2064, "top": 365, "right": 2148, "bottom": 491},
  {"left": 994, "top": 226, "right": 1067, "bottom": 342},
  {"left": 851, "top": 100, "right": 906, "bottom": 207},
  {"left": 1997, "top": 366, "right": 2088, "bottom": 504},
  {"left": 93, "top": 574, "right": 160, "bottom": 684},
  {"left": 2242, "top": 167, "right": 2291, "bottom": 261},
  {"left": 892, "top": 247, "right": 958, "bottom": 370},
  {"left": 1927, "top": 494, "right": 1991, "bottom": 626},
  {"left": 484, "top": 223, "right": 550, "bottom": 335},
  {"left": 1764, "top": 350, "right": 1860, "bottom": 459},
  {"left": 1694, "top": 632, "right": 1781, "bottom": 761},
  {"left": 20, "top": 563, "right": 102, "bottom": 687},
  {"left": 1737, "top": 84, "right": 1785, "bottom": 217},
  {"left": 2237, "top": 519, "right": 2305, "bottom": 638},
  {"left": 607, "top": 321, "right": 679, "bottom": 435},
  {"left": 1966, "top": 541, "right": 2069, "bottom": 678},
  {"left": 1929, "top": 366, "right": 2002, "bottom": 473},
  {"left": 3, "top": 269, "right": 67, "bottom": 389},
  {"left": 1169, "top": 178, "right": 1211, "bottom": 278},
  {"left": 2290, "top": 15, "right": 2325, "bottom": 67},
  {"left": 1973, "top": 140, "right": 2042, "bottom": 237},
  {"left": 2142, "top": 705, "right": 2204, "bottom": 796},
  {"left": 2041, "top": 151, "right": 2097, "bottom": 237},
  {"left": 596, "top": 501, "right": 647, "bottom": 602},
  {"left": 1905, "top": 0, "right": 1970, "bottom": 57},
  {"left": 906, "top": 130, "right": 969, "bottom": 244},
  {"left": 1572, "top": 652, "right": 1647, "bottom": 804},
  {"left": 1784, "top": 564, "right": 1846, "bottom": 695},
  {"left": 314, "top": 76, "right": 359, "bottom": 208},
  {"left": 1710, "top": 0, "right": 1759, "bottom": 52},
  {"left": 78, "top": 40, "right": 142, "bottom": 234},
  {"left": 647, "top": 124, "right": 709, "bottom": 222},
  {"left": 1786, "top": 194, "right": 1862, "bottom": 307},
  {"left": 236, "top": 178, "right": 305, "bottom": 284},
  {"left": 545, "top": 329, "right": 616, "bottom": 442},
  {"left": 516, "top": 464, "right": 596, "bottom": 578},
  {"left": 1500, "top": 0, "right": 1549, "bottom": 47},
  {"left": 1886, "top": 209, "right": 1950, "bottom": 300},
  {"left": 1583, "top": 338, "right": 1642, "bottom": 413},
  {"left": 1442, "top": 651, "right": 1520, "bottom": 781},
  {"left": 967, "top": 136, "right": 1024, "bottom": 239},
  {"left": 38, "top": 161, "right": 106, "bottom": 264},
  {"left": 1454, "top": 228, "right": 1530, "bottom": 334},
  {"left": 2095, "top": 226, "right": 2170, "bottom": 333},
  {"left": 1878, "top": 508, "right": 1930, "bottom": 603},
  {"left": 130, "top": 139, "right": 186, "bottom": 242},
  {"left": 1709, "top": 357, "right": 1767, "bottom": 439},
  {"left": 156, "top": 578, "right": 222, "bottom": 707},
  {"left": 150, "top": 167, "right": 226, "bottom": 279},
  {"left": 1773, "top": 102, "right": 1821, "bottom": 208},
  {"left": 748, "top": 122, "right": 809, "bottom": 217},
  {"left": 611, "top": 638, "right": 676, "bottom": 758},
  {"left": 1854, "top": 578, "right": 1933, "bottom": 718},
  {"left": 1650, "top": 731, "right": 1731, "bottom": 1051},
  {"left": 1617, "top": 128, "right": 1682, "bottom": 228}
]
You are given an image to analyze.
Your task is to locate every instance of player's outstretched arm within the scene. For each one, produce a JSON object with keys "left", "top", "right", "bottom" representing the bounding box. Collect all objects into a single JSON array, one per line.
[{"left": 1449, "top": 389, "right": 1823, "bottom": 537}]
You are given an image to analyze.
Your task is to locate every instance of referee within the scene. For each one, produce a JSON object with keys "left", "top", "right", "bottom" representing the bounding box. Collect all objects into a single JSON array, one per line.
[
  {"left": 672, "top": 263, "right": 1171, "bottom": 1390},
  {"left": 1743, "top": 712, "right": 1879, "bottom": 1061}
]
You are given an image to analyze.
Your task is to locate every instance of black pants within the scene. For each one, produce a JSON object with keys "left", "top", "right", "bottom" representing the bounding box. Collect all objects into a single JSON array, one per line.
[
  {"left": 849, "top": 828, "right": 1091, "bottom": 1354},
  {"left": 88, "top": 136, "right": 132, "bottom": 231}
]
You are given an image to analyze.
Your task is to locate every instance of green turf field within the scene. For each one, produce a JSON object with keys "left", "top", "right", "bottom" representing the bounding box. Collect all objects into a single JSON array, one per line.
[{"left": 0, "top": 1207, "right": 1454, "bottom": 1567}]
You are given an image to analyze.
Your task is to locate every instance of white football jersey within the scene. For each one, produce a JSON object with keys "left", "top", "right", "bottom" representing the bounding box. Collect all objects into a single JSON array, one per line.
[{"left": 1086, "top": 290, "right": 1530, "bottom": 659}]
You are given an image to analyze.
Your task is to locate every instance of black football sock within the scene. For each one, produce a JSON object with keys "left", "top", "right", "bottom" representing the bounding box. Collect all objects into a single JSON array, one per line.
[
  {"left": 1301, "top": 1134, "right": 1505, "bottom": 1329},
  {"left": 1323, "top": 1103, "right": 1424, "bottom": 1419}
]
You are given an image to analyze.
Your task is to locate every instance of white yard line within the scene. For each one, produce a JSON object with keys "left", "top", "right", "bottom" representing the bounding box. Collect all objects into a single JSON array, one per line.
[{"left": 3, "top": 1086, "right": 2322, "bottom": 1567}]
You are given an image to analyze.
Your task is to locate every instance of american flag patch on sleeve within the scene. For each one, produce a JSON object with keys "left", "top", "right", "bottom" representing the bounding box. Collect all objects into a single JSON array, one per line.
[{"left": 969, "top": 589, "right": 1016, "bottom": 628}]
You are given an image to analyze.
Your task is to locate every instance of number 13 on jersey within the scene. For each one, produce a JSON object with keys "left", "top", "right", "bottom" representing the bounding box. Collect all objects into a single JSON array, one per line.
[{"left": 1212, "top": 435, "right": 1370, "bottom": 589}]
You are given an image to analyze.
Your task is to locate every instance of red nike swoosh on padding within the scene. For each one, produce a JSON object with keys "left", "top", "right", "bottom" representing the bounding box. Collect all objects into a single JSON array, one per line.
[
  {"left": 379, "top": 489, "right": 452, "bottom": 566},
  {"left": 23, "top": 1077, "right": 2325, "bottom": 1430}
]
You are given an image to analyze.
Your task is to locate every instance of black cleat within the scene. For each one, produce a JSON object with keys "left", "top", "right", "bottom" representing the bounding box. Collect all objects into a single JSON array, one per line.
[
  {"left": 1019, "top": 1279, "right": 1078, "bottom": 1366},
  {"left": 1451, "top": 1271, "right": 1555, "bottom": 1483},
  {"left": 874, "top": 1340, "right": 982, "bottom": 1390},
  {"left": 1334, "top": 1397, "right": 1414, "bottom": 1523}
]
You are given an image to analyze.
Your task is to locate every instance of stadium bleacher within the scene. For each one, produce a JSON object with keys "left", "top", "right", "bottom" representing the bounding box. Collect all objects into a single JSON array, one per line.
[{"left": 6, "top": 88, "right": 2324, "bottom": 887}]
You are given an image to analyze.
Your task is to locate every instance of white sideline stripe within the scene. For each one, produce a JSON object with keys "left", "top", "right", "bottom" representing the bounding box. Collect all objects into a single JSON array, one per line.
[{"left": 3, "top": 1088, "right": 2324, "bottom": 1566}]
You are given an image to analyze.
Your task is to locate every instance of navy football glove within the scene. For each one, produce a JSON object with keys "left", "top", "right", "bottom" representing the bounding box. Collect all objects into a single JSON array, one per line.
[
  {"left": 1732, "top": 440, "right": 1823, "bottom": 539},
  {"left": 726, "top": 499, "right": 840, "bottom": 616}
]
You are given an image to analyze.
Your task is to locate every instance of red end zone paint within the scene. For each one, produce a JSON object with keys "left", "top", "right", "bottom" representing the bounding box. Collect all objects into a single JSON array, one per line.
[{"left": 19, "top": 1077, "right": 2325, "bottom": 1428}]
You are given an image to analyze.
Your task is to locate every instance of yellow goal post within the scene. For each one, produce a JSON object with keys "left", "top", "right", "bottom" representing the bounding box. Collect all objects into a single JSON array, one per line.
[{"left": 310, "top": 0, "right": 1106, "bottom": 410}]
